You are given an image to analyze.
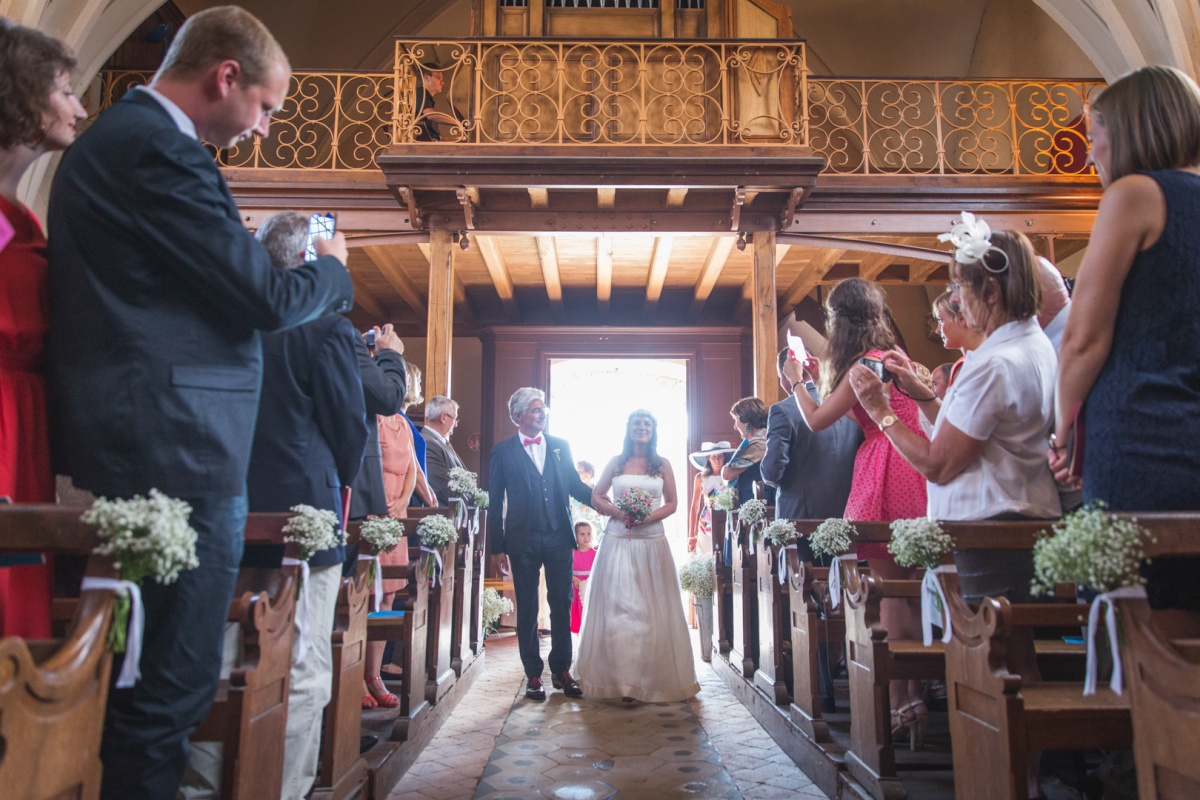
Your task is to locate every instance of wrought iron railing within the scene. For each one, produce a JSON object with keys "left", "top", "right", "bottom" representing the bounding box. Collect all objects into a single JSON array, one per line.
[
  {"left": 392, "top": 38, "right": 807, "bottom": 146},
  {"left": 88, "top": 60, "right": 1100, "bottom": 176}
]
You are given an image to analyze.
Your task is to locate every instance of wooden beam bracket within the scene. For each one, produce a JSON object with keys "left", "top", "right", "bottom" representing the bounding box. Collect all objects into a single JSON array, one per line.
[
  {"left": 394, "top": 185, "right": 423, "bottom": 229},
  {"left": 456, "top": 186, "right": 476, "bottom": 231},
  {"left": 730, "top": 186, "right": 746, "bottom": 231},
  {"left": 780, "top": 187, "right": 811, "bottom": 229}
]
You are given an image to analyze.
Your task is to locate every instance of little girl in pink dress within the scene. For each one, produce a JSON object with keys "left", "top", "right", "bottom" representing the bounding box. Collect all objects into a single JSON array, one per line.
[{"left": 570, "top": 522, "right": 597, "bottom": 634}]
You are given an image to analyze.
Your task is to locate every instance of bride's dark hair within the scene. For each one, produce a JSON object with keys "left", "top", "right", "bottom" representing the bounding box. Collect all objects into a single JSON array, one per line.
[{"left": 616, "top": 409, "right": 663, "bottom": 478}]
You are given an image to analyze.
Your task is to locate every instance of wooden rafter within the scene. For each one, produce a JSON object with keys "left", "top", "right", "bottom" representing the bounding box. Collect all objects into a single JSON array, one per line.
[
  {"left": 528, "top": 188, "right": 549, "bottom": 208},
  {"left": 474, "top": 235, "right": 518, "bottom": 317},
  {"left": 352, "top": 280, "right": 387, "bottom": 320},
  {"left": 909, "top": 260, "right": 946, "bottom": 283},
  {"left": 780, "top": 248, "right": 847, "bottom": 312},
  {"left": 597, "top": 187, "right": 616, "bottom": 209},
  {"left": 596, "top": 233, "right": 613, "bottom": 315},
  {"left": 535, "top": 236, "right": 564, "bottom": 314},
  {"left": 417, "top": 242, "right": 475, "bottom": 321},
  {"left": 644, "top": 236, "right": 674, "bottom": 314},
  {"left": 363, "top": 245, "right": 427, "bottom": 317},
  {"left": 666, "top": 188, "right": 688, "bottom": 208},
  {"left": 690, "top": 235, "right": 736, "bottom": 314}
]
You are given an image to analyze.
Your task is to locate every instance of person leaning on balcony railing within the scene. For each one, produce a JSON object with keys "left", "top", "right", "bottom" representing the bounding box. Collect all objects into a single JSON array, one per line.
[{"left": 413, "top": 60, "right": 464, "bottom": 142}]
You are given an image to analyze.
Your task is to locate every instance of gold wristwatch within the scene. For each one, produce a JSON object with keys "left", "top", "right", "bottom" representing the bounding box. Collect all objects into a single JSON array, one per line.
[{"left": 878, "top": 414, "right": 898, "bottom": 430}]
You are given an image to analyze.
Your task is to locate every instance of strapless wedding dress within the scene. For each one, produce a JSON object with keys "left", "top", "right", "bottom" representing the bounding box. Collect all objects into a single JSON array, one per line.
[{"left": 574, "top": 474, "right": 700, "bottom": 701}]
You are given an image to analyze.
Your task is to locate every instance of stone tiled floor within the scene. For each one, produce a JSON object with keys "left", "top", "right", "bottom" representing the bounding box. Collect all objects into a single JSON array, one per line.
[{"left": 386, "top": 631, "right": 825, "bottom": 800}]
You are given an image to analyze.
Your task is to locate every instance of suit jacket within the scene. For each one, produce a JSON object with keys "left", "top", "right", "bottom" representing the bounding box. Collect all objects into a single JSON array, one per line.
[
  {"left": 245, "top": 315, "right": 367, "bottom": 567},
  {"left": 348, "top": 340, "right": 407, "bottom": 518},
  {"left": 487, "top": 434, "right": 593, "bottom": 555},
  {"left": 422, "top": 426, "right": 465, "bottom": 502},
  {"left": 761, "top": 384, "right": 863, "bottom": 520},
  {"left": 47, "top": 90, "right": 354, "bottom": 497}
]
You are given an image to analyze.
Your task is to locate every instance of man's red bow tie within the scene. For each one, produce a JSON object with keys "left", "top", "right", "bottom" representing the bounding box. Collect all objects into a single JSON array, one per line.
[{"left": 523, "top": 436, "right": 542, "bottom": 446}]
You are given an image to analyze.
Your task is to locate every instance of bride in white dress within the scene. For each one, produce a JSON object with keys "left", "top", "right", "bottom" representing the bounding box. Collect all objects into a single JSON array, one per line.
[{"left": 574, "top": 409, "right": 700, "bottom": 701}]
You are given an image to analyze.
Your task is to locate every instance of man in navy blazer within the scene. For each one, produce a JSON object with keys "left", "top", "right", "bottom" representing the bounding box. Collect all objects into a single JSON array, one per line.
[
  {"left": 488, "top": 388, "right": 594, "bottom": 699},
  {"left": 46, "top": 10, "right": 353, "bottom": 799}
]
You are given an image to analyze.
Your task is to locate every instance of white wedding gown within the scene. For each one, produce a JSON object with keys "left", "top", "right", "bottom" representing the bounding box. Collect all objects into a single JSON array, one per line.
[{"left": 574, "top": 474, "right": 700, "bottom": 701}]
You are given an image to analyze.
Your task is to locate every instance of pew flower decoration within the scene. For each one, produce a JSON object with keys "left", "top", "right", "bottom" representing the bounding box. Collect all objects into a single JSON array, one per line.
[
  {"left": 810, "top": 518, "right": 855, "bottom": 559},
  {"left": 471, "top": 489, "right": 490, "bottom": 508},
  {"left": 615, "top": 486, "right": 654, "bottom": 524},
  {"left": 481, "top": 587, "right": 514, "bottom": 638},
  {"left": 283, "top": 505, "right": 342, "bottom": 562},
  {"left": 678, "top": 553, "right": 715, "bottom": 599},
  {"left": 888, "top": 517, "right": 952, "bottom": 570},
  {"left": 448, "top": 467, "right": 480, "bottom": 497},
  {"left": 763, "top": 519, "right": 799, "bottom": 548},
  {"left": 84, "top": 489, "right": 200, "bottom": 654},
  {"left": 417, "top": 514, "right": 459, "bottom": 581},
  {"left": 739, "top": 499, "right": 767, "bottom": 528},
  {"left": 712, "top": 487, "right": 737, "bottom": 512},
  {"left": 360, "top": 517, "right": 405, "bottom": 556},
  {"left": 1030, "top": 502, "right": 1153, "bottom": 597}
]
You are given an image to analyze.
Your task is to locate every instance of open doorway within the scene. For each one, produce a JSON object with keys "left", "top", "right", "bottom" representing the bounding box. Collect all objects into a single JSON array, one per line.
[{"left": 547, "top": 357, "right": 690, "bottom": 563}]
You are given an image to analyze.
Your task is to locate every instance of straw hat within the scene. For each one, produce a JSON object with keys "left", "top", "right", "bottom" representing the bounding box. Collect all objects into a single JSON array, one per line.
[{"left": 689, "top": 441, "right": 736, "bottom": 470}]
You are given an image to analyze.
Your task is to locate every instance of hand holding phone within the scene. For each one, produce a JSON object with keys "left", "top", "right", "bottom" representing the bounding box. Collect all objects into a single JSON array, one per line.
[
  {"left": 859, "top": 356, "right": 892, "bottom": 383},
  {"left": 305, "top": 212, "right": 339, "bottom": 261}
]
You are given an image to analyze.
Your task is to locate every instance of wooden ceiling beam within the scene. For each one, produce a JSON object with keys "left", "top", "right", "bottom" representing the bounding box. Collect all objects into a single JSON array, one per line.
[
  {"left": 597, "top": 187, "right": 616, "bottom": 209},
  {"left": 528, "top": 188, "right": 549, "bottom": 208},
  {"left": 363, "top": 245, "right": 427, "bottom": 317},
  {"left": 596, "top": 233, "right": 613, "bottom": 316},
  {"left": 780, "top": 248, "right": 847, "bottom": 312},
  {"left": 690, "top": 235, "right": 736, "bottom": 315},
  {"left": 644, "top": 236, "right": 675, "bottom": 314},
  {"left": 909, "top": 260, "right": 946, "bottom": 283},
  {"left": 666, "top": 188, "right": 688, "bottom": 208},
  {"left": 535, "top": 235, "right": 565, "bottom": 316},
  {"left": 474, "top": 235, "right": 518, "bottom": 317},
  {"left": 352, "top": 280, "right": 387, "bottom": 320}
]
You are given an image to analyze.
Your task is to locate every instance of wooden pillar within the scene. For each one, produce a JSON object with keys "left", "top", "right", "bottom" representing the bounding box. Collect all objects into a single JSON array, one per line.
[
  {"left": 751, "top": 231, "right": 778, "bottom": 404},
  {"left": 425, "top": 230, "right": 454, "bottom": 399}
]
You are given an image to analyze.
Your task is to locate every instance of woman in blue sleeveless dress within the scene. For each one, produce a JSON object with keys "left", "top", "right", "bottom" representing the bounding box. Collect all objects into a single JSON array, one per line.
[{"left": 1052, "top": 66, "right": 1200, "bottom": 609}]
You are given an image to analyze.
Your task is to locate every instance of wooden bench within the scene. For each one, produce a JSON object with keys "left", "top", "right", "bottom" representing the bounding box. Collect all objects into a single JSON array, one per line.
[
  {"left": 784, "top": 544, "right": 842, "bottom": 743},
  {"left": 190, "top": 512, "right": 299, "bottom": 800},
  {"left": 412, "top": 508, "right": 459, "bottom": 705},
  {"left": 728, "top": 512, "right": 759, "bottom": 679},
  {"left": 451, "top": 511, "right": 484, "bottom": 677},
  {"left": 711, "top": 509, "right": 734, "bottom": 656},
  {"left": 366, "top": 544, "right": 431, "bottom": 743},
  {"left": 754, "top": 528, "right": 792, "bottom": 705},
  {"left": 0, "top": 505, "right": 118, "bottom": 800}
]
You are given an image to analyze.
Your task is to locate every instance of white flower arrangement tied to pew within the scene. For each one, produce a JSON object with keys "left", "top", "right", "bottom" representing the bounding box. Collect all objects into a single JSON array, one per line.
[
  {"left": 282, "top": 505, "right": 343, "bottom": 664},
  {"left": 889, "top": 517, "right": 954, "bottom": 647},
  {"left": 82, "top": 489, "right": 200, "bottom": 687},
  {"left": 447, "top": 467, "right": 479, "bottom": 497},
  {"left": 712, "top": 487, "right": 737, "bottom": 512},
  {"left": 762, "top": 518, "right": 798, "bottom": 548},
  {"left": 417, "top": 514, "right": 459, "bottom": 582},
  {"left": 811, "top": 518, "right": 856, "bottom": 604},
  {"left": 678, "top": 552, "right": 715, "bottom": 599},
  {"left": 360, "top": 517, "right": 405, "bottom": 611},
  {"left": 481, "top": 587, "right": 514, "bottom": 638},
  {"left": 739, "top": 498, "right": 767, "bottom": 528},
  {"left": 447, "top": 467, "right": 487, "bottom": 529},
  {"left": 1030, "top": 502, "right": 1155, "bottom": 696}
]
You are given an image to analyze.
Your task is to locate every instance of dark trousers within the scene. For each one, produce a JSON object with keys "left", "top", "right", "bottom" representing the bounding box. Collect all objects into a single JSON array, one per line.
[
  {"left": 100, "top": 494, "right": 247, "bottom": 800},
  {"left": 510, "top": 527, "right": 573, "bottom": 678}
]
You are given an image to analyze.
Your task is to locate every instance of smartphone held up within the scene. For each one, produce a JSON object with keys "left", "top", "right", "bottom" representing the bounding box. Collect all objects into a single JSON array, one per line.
[{"left": 305, "top": 212, "right": 337, "bottom": 261}]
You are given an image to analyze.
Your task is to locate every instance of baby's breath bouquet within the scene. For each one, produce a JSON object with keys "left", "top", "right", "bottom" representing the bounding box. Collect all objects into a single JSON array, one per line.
[
  {"left": 810, "top": 518, "right": 856, "bottom": 559},
  {"left": 739, "top": 499, "right": 767, "bottom": 528},
  {"left": 615, "top": 486, "right": 654, "bottom": 524},
  {"left": 471, "top": 489, "right": 490, "bottom": 508},
  {"left": 360, "top": 517, "right": 405, "bottom": 555},
  {"left": 448, "top": 467, "right": 480, "bottom": 497},
  {"left": 763, "top": 519, "right": 799, "bottom": 548},
  {"left": 678, "top": 552, "right": 715, "bottom": 598},
  {"left": 888, "top": 517, "right": 952, "bottom": 569},
  {"left": 1031, "top": 502, "right": 1154, "bottom": 596},
  {"left": 417, "top": 514, "right": 459, "bottom": 580},
  {"left": 481, "top": 587, "right": 514, "bottom": 637},
  {"left": 283, "top": 505, "right": 342, "bottom": 561},
  {"left": 83, "top": 489, "right": 200, "bottom": 653},
  {"left": 712, "top": 487, "right": 737, "bottom": 512}
]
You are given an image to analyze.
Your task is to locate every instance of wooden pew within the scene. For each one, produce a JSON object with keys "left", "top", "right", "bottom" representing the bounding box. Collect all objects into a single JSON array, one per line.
[
  {"left": 412, "top": 507, "right": 458, "bottom": 705},
  {"left": 190, "top": 513, "right": 299, "bottom": 800},
  {"left": 711, "top": 509, "right": 733, "bottom": 656},
  {"left": 0, "top": 506, "right": 118, "bottom": 800},
  {"left": 1113, "top": 513, "right": 1200, "bottom": 800},
  {"left": 754, "top": 530, "right": 792, "bottom": 705},
  {"left": 728, "top": 512, "right": 759, "bottom": 678},
  {"left": 466, "top": 514, "right": 487, "bottom": 658},
  {"left": 785, "top": 548, "right": 837, "bottom": 743},
  {"left": 450, "top": 509, "right": 484, "bottom": 677},
  {"left": 314, "top": 538, "right": 371, "bottom": 800}
]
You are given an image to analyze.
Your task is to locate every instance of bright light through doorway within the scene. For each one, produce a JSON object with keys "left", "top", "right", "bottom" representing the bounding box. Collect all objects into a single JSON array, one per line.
[{"left": 548, "top": 358, "right": 689, "bottom": 561}]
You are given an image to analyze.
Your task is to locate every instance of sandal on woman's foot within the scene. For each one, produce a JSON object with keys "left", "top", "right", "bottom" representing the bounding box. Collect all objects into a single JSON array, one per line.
[
  {"left": 366, "top": 676, "right": 400, "bottom": 708},
  {"left": 891, "top": 701, "right": 928, "bottom": 752},
  {"left": 361, "top": 692, "right": 378, "bottom": 710}
]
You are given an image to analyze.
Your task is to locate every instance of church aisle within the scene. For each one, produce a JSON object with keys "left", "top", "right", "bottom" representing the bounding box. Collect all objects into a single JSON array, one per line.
[{"left": 387, "top": 631, "right": 826, "bottom": 800}]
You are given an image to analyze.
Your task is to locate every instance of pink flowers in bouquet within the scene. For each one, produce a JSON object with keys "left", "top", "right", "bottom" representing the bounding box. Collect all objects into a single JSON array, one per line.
[{"left": 616, "top": 486, "right": 654, "bottom": 524}]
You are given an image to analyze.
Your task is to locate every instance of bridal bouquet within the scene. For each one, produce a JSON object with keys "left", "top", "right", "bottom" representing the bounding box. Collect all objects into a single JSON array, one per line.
[
  {"left": 1031, "top": 502, "right": 1153, "bottom": 596},
  {"left": 417, "top": 514, "right": 459, "bottom": 580},
  {"left": 481, "top": 587, "right": 514, "bottom": 637},
  {"left": 83, "top": 489, "right": 200, "bottom": 653},
  {"left": 615, "top": 486, "right": 654, "bottom": 524},
  {"left": 888, "top": 517, "right": 952, "bottom": 570},
  {"left": 283, "top": 505, "right": 342, "bottom": 562},
  {"left": 712, "top": 487, "right": 737, "bottom": 512},
  {"left": 678, "top": 553, "right": 715, "bottom": 598},
  {"left": 763, "top": 519, "right": 799, "bottom": 548},
  {"left": 810, "top": 518, "right": 856, "bottom": 559},
  {"left": 739, "top": 499, "right": 767, "bottom": 528},
  {"left": 360, "top": 517, "right": 405, "bottom": 555}
]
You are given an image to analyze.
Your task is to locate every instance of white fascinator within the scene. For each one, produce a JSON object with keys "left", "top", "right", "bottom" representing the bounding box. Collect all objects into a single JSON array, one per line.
[{"left": 937, "top": 212, "right": 1008, "bottom": 273}]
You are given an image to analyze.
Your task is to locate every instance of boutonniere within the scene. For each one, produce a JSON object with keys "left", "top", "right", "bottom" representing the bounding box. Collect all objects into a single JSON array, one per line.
[{"left": 553, "top": 448, "right": 562, "bottom": 461}]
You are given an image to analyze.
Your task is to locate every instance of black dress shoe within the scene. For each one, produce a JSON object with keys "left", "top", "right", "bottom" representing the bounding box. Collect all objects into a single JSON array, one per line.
[
  {"left": 359, "top": 735, "right": 378, "bottom": 754},
  {"left": 525, "top": 676, "right": 546, "bottom": 701},
  {"left": 551, "top": 671, "right": 583, "bottom": 697}
]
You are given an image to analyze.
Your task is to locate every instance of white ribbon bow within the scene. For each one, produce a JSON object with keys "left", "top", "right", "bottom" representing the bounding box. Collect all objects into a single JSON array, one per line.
[
  {"left": 451, "top": 498, "right": 468, "bottom": 530},
  {"left": 829, "top": 559, "right": 842, "bottom": 609},
  {"left": 421, "top": 545, "right": 444, "bottom": 586},
  {"left": 281, "top": 557, "right": 312, "bottom": 665},
  {"left": 80, "top": 576, "right": 144, "bottom": 688},
  {"left": 920, "top": 566, "right": 955, "bottom": 647},
  {"left": 779, "top": 544, "right": 796, "bottom": 585},
  {"left": 358, "top": 553, "right": 383, "bottom": 612},
  {"left": 1084, "top": 586, "right": 1146, "bottom": 696}
]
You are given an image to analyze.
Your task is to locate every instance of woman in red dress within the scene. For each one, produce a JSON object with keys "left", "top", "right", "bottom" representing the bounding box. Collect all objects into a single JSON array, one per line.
[{"left": 0, "top": 21, "right": 87, "bottom": 638}]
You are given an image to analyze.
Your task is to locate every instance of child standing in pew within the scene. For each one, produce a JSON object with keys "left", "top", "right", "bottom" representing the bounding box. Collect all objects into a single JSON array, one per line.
[{"left": 571, "top": 522, "right": 596, "bottom": 635}]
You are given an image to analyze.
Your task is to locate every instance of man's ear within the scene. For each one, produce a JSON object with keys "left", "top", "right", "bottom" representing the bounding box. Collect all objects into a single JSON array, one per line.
[{"left": 212, "top": 59, "right": 242, "bottom": 99}]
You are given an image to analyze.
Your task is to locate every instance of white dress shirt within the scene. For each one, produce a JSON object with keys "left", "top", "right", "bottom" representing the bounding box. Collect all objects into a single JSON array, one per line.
[{"left": 522, "top": 434, "right": 546, "bottom": 474}]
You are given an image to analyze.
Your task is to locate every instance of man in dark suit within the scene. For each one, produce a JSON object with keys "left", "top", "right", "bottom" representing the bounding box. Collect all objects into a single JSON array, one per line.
[
  {"left": 421, "top": 395, "right": 465, "bottom": 502},
  {"left": 46, "top": 9, "right": 353, "bottom": 798},
  {"left": 348, "top": 324, "right": 408, "bottom": 520},
  {"left": 488, "top": 388, "right": 594, "bottom": 699},
  {"left": 244, "top": 211, "right": 368, "bottom": 800}
]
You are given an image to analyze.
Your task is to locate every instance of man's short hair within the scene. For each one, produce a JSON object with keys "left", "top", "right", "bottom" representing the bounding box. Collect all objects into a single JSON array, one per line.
[
  {"left": 255, "top": 211, "right": 307, "bottom": 270},
  {"left": 156, "top": 5, "right": 289, "bottom": 87},
  {"left": 425, "top": 395, "right": 458, "bottom": 421},
  {"left": 508, "top": 387, "right": 545, "bottom": 424},
  {"left": 934, "top": 363, "right": 955, "bottom": 382}
]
